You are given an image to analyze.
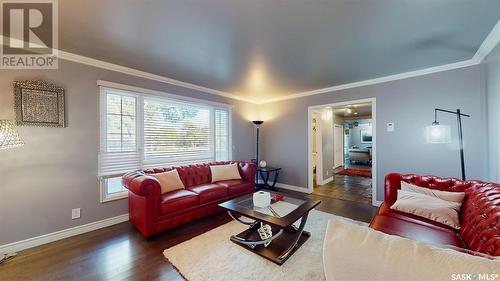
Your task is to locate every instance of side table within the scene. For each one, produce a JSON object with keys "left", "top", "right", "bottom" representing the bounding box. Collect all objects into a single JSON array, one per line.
[{"left": 256, "top": 167, "right": 282, "bottom": 191}]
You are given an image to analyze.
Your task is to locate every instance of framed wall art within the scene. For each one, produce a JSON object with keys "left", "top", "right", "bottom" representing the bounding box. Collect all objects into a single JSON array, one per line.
[
  {"left": 360, "top": 127, "right": 372, "bottom": 143},
  {"left": 14, "top": 80, "right": 65, "bottom": 127}
]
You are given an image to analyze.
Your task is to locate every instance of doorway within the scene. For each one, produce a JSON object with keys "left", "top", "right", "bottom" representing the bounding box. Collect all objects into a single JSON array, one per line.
[
  {"left": 307, "top": 98, "right": 377, "bottom": 206},
  {"left": 311, "top": 111, "right": 322, "bottom": 187}
]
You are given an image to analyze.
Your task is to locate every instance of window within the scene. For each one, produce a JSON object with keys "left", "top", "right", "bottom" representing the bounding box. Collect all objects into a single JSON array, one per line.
[
  {"left": 105, "top": 94, "right": 137, "bottom": 152},
  {"left": 98, "top": 85, "right": 232, "bottom": 202},
  {"left": 143, "top": 97, "right": 213, "bottom": 167},
  {"left": 215, "top": 108, "right": 230, "bottom": 161}
]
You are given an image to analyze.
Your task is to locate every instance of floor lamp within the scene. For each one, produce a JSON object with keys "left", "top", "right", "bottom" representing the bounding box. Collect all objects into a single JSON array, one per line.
[
  {"left": 426, "top": 108, "right": 470, "bottom": 180},
  {"left": 0, "top": 119, "right": 24, "bottom": 264},
  {"left": 252, "top": 120, "right": 264, "bottom": 165},
  {"left": 0, "top": 120, "right": 24, "bottom": 150},
  {"left": 252, "top": 120, "right": 264, "bottom": 185}
]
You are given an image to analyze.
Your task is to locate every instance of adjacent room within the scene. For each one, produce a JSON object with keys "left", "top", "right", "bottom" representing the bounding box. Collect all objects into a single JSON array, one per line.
[
  {"left": 1, "top": 1, "right": 499, "bottom": 280},
  {"left": 312, "top": 101, "right": 374, "bottom": 205}
]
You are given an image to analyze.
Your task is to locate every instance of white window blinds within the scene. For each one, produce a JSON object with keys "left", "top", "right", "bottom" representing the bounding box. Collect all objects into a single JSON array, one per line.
[
  {"left": 98, "top": 89, "right": 141, "bottom": 177},
  {"left": 98, "top": 85, "right": 232, "bottom": 177},
  {"left": 143, "top": 97, "right": 213, "bottom": 168},
  {"left": 215, "top": 108, "right": 230, "bottom": 161}
]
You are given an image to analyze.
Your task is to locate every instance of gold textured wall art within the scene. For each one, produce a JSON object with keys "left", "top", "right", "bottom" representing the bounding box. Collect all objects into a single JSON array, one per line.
[{"left": 14, "top": 80, "right": 65, "bottom": 127}]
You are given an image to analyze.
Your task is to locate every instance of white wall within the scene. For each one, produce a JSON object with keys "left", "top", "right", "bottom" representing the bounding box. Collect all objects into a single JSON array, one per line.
[
  {"left": 260, "top": 65, "right": 488, "bottom": 200},
  {"left": 0, "top": 59, "right": 256, "bottom": 245},
  {"left": 485, "top": 42, "right": 500, "bottom": 182}
]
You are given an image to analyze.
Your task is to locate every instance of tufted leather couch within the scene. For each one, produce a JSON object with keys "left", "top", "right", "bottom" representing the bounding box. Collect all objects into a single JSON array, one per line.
[
  {"left": 122, "top": 161, "right": 257, "bottom": 238},
  {"left": 369, "top": 173, "right": 500, "bottom": 256}
]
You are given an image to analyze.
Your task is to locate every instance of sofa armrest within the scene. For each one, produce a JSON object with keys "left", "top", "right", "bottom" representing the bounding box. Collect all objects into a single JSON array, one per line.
[
  {"left": 122, "top": 171, "right": 161, "bottom": 197},
  {"left": 122, "top": 171, "right": 162, "bottom": 237},
  {"left": 384, "top": 173, "right": 403, "bottom": 205},
  {"left": 238, "top": 162, "right": 257, "bottom": 183}
]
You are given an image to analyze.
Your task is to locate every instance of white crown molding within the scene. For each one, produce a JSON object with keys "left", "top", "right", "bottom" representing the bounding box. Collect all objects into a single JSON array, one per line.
[
  {"left": 258, "top": 59, "right": 478, "bottom": 104},
  {"left": 472, "top": 19, "right": 500, "bottom": 63},
  {"left": 260, "top": 19, "right": 500, "bottom": 104},
  {"left": 0, "top": 214, "right": 129, "bottom": 254},
  {"left": 58, "top": 50, "right": 258, "bottom": 104},
  {"left": 0, "top": 36, "right": 257, "bottom": 104},
  {"left": 4, "top": 17, "right": 500, "bottom": 106}
]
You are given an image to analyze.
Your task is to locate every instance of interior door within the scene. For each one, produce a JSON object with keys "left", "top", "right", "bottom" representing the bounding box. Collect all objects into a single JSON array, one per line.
[
  {"left": 312, "top": 113, "right": 318, "bottom": 187},
  {"left": 333, "top": 124, "right": 344, "bottom": 168}
]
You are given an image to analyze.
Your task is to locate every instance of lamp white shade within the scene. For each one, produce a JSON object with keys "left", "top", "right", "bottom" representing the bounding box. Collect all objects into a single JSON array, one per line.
[
  {"left": 0, "top": 120, "right": 24, "bottom": 150},
  {"left": 426, "top": 124, "right": 451, "bottom": 144}
]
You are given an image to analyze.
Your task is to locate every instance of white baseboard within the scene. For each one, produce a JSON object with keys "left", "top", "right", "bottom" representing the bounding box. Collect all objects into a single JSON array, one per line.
[
  {"left": 256, "top": 180, "right": 310, "bottom": 194},
  {"left": 276, "top": 183, "right": 311, "bottom": 194},
  {"left": 373, "top": 200, "right": 383, "bottom": 207},
  {"left": 321, "top": 176, "right": 334, "bottom": 185},
  {"left": 0, "top": 214, "right": 129, "bottom": 254}
]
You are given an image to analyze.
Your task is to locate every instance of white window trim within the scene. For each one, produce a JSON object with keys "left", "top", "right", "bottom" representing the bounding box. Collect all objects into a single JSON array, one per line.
[
  {"left": 99, "top": 177, "right": 128, "bottom": 203},
  {"left": 97, "top": 80, "right": 234, "bottom": 109},
  {"left": 98, "top": 81, "right": 233, "bottom": 203}
]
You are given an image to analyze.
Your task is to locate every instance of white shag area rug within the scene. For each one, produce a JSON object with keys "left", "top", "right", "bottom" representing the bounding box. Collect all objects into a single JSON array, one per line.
[{"left": 163, "top": 210, "right": 367, "bottom": 281}]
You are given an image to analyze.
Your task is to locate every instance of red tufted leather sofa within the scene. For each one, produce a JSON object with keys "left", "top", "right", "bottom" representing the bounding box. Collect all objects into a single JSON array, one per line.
[
  {"left": 370, "top": 173, "right": 500, "bottom": 256},
  {"left": 122, "top": 161, "right": 257, "bottom": 238}
]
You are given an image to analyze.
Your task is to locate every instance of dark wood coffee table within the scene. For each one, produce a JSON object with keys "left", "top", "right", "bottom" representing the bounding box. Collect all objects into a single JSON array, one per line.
[{"left": 219, "top": 192, "right": 321, "bottom": 265}]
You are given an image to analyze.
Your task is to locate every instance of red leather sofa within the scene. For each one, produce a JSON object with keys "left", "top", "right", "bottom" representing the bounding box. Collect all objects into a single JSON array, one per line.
[
  {"left": 122, "top": 161, "right": 257, "bottom": 238},
  {"left": 370, "top": 173, "right": 500, "bottom": 256}
]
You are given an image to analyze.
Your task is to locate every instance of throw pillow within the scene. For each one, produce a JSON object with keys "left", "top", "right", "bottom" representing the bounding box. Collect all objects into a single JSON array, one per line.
[
  {"left": 210, "top": 163, "right": 241, "bottom": 183},
  {"left": 390, "top": 189, "right": 462, "bottom": 229},
  {"left": 150, "top": 169, "right": 185, "bottom": 194},
  {"left": 401, "top": 181, "right": 465, "bottom": 203}
]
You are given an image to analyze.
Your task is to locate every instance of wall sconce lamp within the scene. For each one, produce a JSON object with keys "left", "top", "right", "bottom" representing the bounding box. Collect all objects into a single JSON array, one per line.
[
  {"left": 425, "top": 108, "right": 470, "bottom": 180},
  {"left": 0, "top": 119, "right": 24, "bottom": 150}
]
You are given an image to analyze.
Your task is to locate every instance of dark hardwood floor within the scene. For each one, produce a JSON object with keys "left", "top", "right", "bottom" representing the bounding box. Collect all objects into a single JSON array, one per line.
[
  {"left": 0, "top": 191, "right": 377, "bottom": 281},
  {"left": 313, "top": 164, "right": 373, "bottom": 205}
]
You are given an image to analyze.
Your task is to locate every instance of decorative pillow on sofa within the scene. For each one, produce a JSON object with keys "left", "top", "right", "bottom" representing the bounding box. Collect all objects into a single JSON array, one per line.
[
  {"left": 150, "top": 169, "right": 185, "bottom": 194},
  {"left": 401, "top": 181, "right": 466, "bottom": 202},
  {"left": 210, "top": 163, "right": 242, "bottom": 183},
  {"left": 391, "top": 189, "right": 462, "bottom": 229},
  {"left": 323, "top": 217, "right": 500, "bottom": 281}
]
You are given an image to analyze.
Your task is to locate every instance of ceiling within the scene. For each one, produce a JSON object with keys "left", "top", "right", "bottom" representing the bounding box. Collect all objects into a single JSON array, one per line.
[
  {"left": 332, "top": 102, "right": 372, "bottom": 117},
  {"left": 58, "top": 0, "right": 500, "bottom": 101}
]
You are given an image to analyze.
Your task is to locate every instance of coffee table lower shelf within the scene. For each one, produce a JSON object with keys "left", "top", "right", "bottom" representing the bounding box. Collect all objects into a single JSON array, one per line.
[{"left": 230, "top": 226, "right": 311, "bottom": 265}]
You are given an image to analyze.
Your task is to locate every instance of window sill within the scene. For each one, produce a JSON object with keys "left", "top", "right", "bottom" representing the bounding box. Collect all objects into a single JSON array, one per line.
[{"left": 101, "top": 192, "right": 128, "bottom": 203}]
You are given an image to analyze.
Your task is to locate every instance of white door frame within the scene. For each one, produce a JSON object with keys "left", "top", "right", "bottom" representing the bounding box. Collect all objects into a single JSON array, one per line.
[
  {"left": 333, "top": 123, "right": 344, "bottom": 169},
  {"left": 307, "top": 97, "right": 378, "bottom": 206},
  {"left": 312, "top": 111, "right": 323, "bottom": 185}
]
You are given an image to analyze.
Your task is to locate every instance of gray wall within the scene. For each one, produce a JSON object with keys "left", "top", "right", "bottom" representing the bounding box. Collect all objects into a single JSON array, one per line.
[
  {"left": 260, "top": 65, "right": 488, "bottom": 200},
  {"left": 485, "top": 42, "right": 500, "bottom": 182},
  {"left": 0, "top": 60, "right": 256, "bottom": 245}
]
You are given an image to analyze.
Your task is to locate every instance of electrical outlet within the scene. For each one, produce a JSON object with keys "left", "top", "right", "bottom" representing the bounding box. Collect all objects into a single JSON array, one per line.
[{"left": 71, "top": 208, "right": 81, "bottom": 220}]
